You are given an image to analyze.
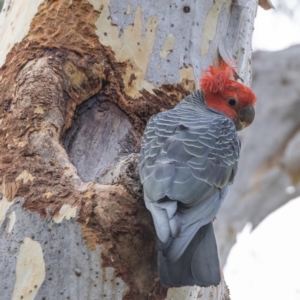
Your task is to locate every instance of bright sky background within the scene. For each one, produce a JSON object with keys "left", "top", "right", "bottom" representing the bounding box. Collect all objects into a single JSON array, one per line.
[
  {"left": 225, "top": 2, "right": 300, "bottom": 299},
  {"left": 225, "top": 198, "right": 300, "bottom": 300},
  {"left": 252, "top": 0, "right": 300, "bottom": 51}
]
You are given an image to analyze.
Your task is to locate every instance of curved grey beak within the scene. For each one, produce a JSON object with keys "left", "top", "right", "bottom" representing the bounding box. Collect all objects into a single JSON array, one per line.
[{"left": 235, "top": 105, "right": 255, "bottom": 131}]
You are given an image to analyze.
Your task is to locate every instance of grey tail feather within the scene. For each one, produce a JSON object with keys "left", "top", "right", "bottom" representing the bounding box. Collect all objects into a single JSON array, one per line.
[{"left": 157, "top": 222, "right": 221, "bottom": 287}]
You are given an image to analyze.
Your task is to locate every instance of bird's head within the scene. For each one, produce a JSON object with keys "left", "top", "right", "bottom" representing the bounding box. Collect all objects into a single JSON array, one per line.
[{"left": 200, "top": 63, "right": 256, "bottom": 131}]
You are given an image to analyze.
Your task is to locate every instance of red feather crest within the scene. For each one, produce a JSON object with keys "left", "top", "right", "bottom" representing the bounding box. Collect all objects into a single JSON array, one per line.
[{"left": 200, "top": 63, "right": 236, "bottom": 93}]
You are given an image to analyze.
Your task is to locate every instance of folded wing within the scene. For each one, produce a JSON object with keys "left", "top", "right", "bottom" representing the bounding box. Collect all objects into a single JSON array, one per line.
[{"left": 139, "top": 93, "right": 240, "bottom": 286}]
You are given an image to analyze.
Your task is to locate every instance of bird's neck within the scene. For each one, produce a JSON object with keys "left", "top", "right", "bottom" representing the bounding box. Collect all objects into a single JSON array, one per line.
[{"left": 180, "top": 90, "right": 206, "bottom": 108}]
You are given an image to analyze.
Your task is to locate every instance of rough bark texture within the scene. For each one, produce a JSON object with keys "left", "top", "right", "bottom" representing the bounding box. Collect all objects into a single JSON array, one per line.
[
  {"left": 215, "top": 45, "right": 300, "bottom": 266},
  {"left": 0, "top": 0, "right": 258, "bottom": 299}
]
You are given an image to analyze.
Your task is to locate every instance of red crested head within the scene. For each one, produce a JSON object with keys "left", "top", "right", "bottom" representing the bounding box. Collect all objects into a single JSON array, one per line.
[
  {"left": 200, "top": 62, "right": 256, "bottom": 131},
  {"left": 200, "top": 63, "right": 235, "bottom": 94}
]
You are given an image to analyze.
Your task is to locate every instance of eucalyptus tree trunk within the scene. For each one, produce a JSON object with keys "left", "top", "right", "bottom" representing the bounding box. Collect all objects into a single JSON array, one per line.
[{"left": 0, "top": 1, "right": 259, "bottom": 299}]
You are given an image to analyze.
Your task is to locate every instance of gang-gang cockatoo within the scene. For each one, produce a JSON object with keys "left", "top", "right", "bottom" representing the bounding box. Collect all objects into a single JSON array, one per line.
[{"left": 138, "top": 63, "right": 256, "bottom": 287}]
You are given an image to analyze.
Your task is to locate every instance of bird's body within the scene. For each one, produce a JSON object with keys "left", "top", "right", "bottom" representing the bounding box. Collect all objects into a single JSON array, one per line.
[{"left": 138, "top": 64, "right": 256, "bottom": 287}]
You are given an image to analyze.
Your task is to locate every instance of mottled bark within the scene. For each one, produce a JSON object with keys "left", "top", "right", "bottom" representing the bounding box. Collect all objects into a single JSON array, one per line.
[{"left": 0, "top": 0, "right": 258, "bottom": 299}]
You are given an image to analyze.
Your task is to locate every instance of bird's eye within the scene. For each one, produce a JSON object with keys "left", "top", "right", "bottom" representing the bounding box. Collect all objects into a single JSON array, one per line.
[{"left": 228, "top": 98, "right": 237, "bottom": 106}]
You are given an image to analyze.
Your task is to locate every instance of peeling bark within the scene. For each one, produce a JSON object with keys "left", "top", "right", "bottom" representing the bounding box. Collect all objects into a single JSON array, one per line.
[{"left": 0, "top": 0, "right": 258, "bottom": 299}]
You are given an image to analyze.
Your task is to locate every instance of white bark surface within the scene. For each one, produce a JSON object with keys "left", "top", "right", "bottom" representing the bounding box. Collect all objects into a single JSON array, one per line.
[
  {"left": 88, "top": 0, "right": 257, "bottom": 96},
  {"left": 1, "top": 198, "right": 127, "bottom": 300},
  {"left": 0, "top": 0, "right": 44, "bottom": 66}
]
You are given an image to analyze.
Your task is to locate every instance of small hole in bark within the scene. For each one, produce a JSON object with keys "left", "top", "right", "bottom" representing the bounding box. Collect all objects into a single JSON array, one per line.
[
  {"left": 74, "top": 268, "right": 82, "bottom": 276},
  {"left": 183, "top": 6, "right": 190, "bottom": 13}
]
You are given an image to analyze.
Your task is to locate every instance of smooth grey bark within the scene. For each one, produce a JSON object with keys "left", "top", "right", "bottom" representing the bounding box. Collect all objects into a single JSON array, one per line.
[{"left": 1, "top": 198, "right": 127, "bottom": 300}]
